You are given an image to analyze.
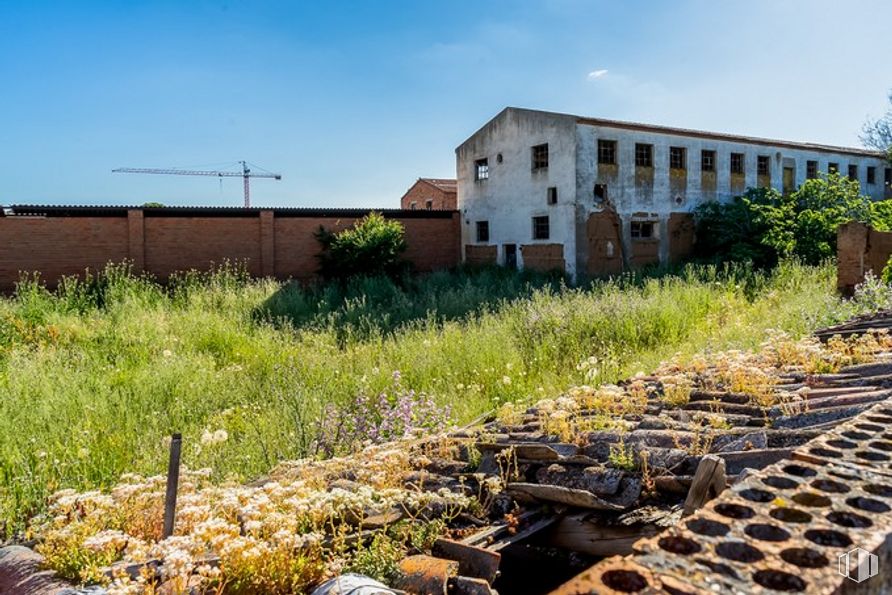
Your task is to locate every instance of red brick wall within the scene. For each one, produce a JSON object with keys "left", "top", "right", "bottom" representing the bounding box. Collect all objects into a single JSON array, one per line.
[
  {"left": 0, "top": 209, "right": 461, "bottom": 291},
  {"left": 0, "top": 217, "right": 129, "bottom": 288},
  {"left": 837, "top": 221, "right": 892, "bottom": 295},
  {"left": 400, "top": 181, "right": 456, "bottom": 211}
]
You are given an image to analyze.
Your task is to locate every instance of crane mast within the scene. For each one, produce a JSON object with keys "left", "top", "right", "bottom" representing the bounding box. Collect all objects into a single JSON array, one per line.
[{"left": 112, "top": 161, "right": 282, "bottom": 207}]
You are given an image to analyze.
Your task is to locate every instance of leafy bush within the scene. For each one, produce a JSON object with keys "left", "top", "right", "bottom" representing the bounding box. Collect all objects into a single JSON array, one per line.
[
  {"left": 316, "top": 212, "right": 408, "bottom": 280},
  {"left": 694, "top": 174, "right": 892, "bottom": 266}
]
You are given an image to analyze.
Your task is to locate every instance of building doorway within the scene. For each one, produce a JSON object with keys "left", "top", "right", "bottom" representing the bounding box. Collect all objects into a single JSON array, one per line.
[
  {"left": 783, "top": 167, "right": 795, "bottom": 194},
  {"left": 504, "top": 244, "right": 517, "bottom": 269}
]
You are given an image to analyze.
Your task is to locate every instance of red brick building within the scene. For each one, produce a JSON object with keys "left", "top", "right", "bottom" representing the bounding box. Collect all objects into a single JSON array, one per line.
[{"left": 399, "top": 178, "right": 457, "bottom": 210}]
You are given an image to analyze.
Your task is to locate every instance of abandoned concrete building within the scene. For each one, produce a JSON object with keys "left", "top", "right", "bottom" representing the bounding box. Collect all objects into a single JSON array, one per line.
[
  {"left": 400, "top": 177, "right": 457, "bottom": 211},
  {"left": 457, "top": 107, "right": 892, "bottom": 278}
]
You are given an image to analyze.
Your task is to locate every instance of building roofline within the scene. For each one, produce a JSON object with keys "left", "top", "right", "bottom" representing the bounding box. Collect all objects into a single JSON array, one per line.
[{"left": 458, "top": 106, "right": 886, "bottom": 159}]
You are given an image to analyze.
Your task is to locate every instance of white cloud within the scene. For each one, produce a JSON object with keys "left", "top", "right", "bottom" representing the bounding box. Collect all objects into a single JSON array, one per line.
[{"left": 587, "top": 69, "right": 608, "bottom": 80}]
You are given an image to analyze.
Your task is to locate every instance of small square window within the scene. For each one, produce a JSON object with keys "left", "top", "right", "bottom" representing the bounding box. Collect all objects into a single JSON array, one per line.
[
  {"left": 867, "top": 167, "right": 876, "bottom": 185},
  {"left": 409, "top": 201, "right": 417, "bottom": 210},
  {"left": 475, "top": 158, "right": 489, "bottom": 181},
  {"left": 476, "top": 221, "right": 489, "bottom": 243},
  {"left": 848, "top": 164, "right": 858, "bottom": 181},
  {"left": 757, "top": 155, "right": 770, "bottom": 176},
  {"left": 670, "top": 147, "right": 686, "bottom": 170},
  {"left": 547, "top": 187, "right": 558, "bottom": 205},
  {"left": 829, "top": 162, "right": 839, "bottom": 174},
  {"left": 807, "top": 160, "right": 818, "bottom": 179},
  {"left": 631, "top": 221, "right": 654, "bottom": 240},
  {"left": 532, "top": 144, "right": 549, "bottom": 171},
  {"left": 425, "top": 200, "right": 433, "bottom": 210},
  {"left": 532, "top": 215, "right": 550, "bottom": 240},
  {"left": 635, "top": 143, "right": 653, "bottom": 167},
  {"left": 598, "top": 140, "right": 617, "bottom": 165},
  {"left": 701, "top": 150, "right": 715, "bottom": 172},
  {"left": 730, "top": 153, "right": 744, "bottom": 175}
]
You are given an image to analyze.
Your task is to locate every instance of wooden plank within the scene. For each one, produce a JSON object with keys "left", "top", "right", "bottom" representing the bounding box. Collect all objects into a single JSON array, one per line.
[
  {"left": 541, "top": 514, "right": 661, "bottom": 557},
  {"left": 432, "top": 538, "right": 501, "bottom": 584},
  {"left": 683, "top": 454, "right": 726, "bottom": 516},
  {"left": 486, "top": 515, "right": 561, "bottom": 552},
  {"left": 507, "top": 483, "right": 628, "bottom": 511}
]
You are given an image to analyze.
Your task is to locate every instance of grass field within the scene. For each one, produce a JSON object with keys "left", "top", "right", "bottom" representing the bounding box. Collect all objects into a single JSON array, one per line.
[{"left": 0, "top": 261, "right": 882, "bottom": 537}]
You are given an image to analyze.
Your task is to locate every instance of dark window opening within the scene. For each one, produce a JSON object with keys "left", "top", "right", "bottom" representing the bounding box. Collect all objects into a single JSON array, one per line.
[
  {"left": 547, "top": 187, "right": 558, "bottom": 205},
  {"left": 594, "top": 184, "right": 607, "bottom": 201},
  {"left": 635, "top": 143, "right": 653, "bottom": 167},
  {"left": 409, "top": 202, "right": 417, "bottom": 210},
  {"left": 597, "top": 140, "right": 617, "bottom": 165},
  {"left": 886, "top": 168, "right": 892, "bottom": 187},
  {"left": 476, "top": 221, "right": 489, "bottom": 243},
  {"left": 631, "top": 221, "right": 655, "bottom": 240},
  {"left": 532, "top": 216, "right": 550, "bottom": 240},
  {"left": 730, "top": 153, "right": 744, "bottom": 175},
  {"left": 425, "top": 200, "right": 433, "bottom": 211},
  {"left": 848, "top": 164, "right": 858, "bottom": 181},
  {"left": 701, "top": 150, "right": 716, "bottom": 172},
  {"left": 532, "top": 144, "right": 549, "bottom": 171},
  {"left": 867, "top": 167, "right": 876, "bottom": 184},
  {"left": 807, "top": 160, "right": 818, "bottom": 179},
  {"left": 475, "top": 158, "right": 489, "bottom": 181},
  {"left": 828, "top": 162, "right": 839, "bottom": 174},
  {"left": 669, "top": 146, "right": 686, "bottom": 170},
  {"left": 757, "top": 155, "right": 770, "bottom": 176}
]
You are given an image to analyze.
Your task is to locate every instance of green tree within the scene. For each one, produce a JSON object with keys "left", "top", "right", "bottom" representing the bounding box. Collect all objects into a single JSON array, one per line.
[
  {"left": 315, "top": 212, "right": 408, "bottom": 280},
  {"left": 861, "top": 90, "right": 892, "bottom": 158},
  {"left": 695, "top": 173, "right": 884, "bottom": 265}
]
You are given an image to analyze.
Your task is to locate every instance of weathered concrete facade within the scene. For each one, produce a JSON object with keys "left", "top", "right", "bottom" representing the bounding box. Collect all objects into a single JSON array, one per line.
[{"left": 457, "top": 107, "right": 891, "bottom": 278}]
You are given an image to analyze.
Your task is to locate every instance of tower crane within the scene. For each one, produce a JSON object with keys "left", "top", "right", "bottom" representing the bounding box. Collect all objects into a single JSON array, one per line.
[{"left": 112, "top": 161, "right": 282, "bottom": 208}]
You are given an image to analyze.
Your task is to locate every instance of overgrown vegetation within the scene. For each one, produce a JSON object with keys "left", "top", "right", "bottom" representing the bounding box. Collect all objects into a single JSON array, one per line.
[
  {"left": 694, "top": 174, "right": 892, "bottom": 266},
  {"left": 0, "top": 260, "right": 883, "bottom": 537},
  {"left": 315, "top": 212, "right": 408, "bottom": 281}
]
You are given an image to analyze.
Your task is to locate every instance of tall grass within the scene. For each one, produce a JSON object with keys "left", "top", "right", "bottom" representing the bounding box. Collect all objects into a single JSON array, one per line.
[{"left": 0, "top": 261, "right": 874, "bottom": 536}]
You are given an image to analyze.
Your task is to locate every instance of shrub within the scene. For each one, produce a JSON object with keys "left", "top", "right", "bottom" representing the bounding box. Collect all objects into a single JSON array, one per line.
[
  {"left": 694, "top": 174, "right": 892, "bottom": 266},
  {"left": 315, "top": 212, "right": 408, "bottom": 280}
]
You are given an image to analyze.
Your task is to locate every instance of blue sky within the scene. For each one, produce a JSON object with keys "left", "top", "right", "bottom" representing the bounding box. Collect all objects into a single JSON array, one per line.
[{"left": 2, "top": 0, "right": 890, "bottom": 208}]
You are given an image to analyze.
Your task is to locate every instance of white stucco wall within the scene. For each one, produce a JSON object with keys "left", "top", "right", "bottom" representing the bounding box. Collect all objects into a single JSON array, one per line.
[{"left": 456, "top": 108, "right": 580, "bottom": 277}]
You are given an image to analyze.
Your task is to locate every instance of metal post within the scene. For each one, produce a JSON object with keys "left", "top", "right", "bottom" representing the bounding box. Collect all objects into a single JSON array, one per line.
[{"left": 162, "top": 433, "right": 182, "bottom": 539}]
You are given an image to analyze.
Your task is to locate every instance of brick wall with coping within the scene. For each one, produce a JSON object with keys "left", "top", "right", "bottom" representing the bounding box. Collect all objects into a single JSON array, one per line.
[{"left": 0, "top": 207, "right": 461, "bottom": 291}]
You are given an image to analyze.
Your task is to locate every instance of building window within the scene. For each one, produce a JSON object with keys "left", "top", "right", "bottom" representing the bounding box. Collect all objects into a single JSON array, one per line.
[
  {"left": 475, "top": 158, "right": 489, "bottom": 181},
  {"left": 631, "top": 221, "right": 654, "bottom": 240},
  {"left": 532, "top": 143, "right": 549, "bottom": 171},
  {"left": 598, "top": 140, "right": 617, "bottom": 165},
  {"left": 547, "top": 187, "right": 558, "bottom": 205},
  {"left": 669, "top": 146, "right": 686, "bottom": 170},
  {"left": 807, "top": 160, "right": 818, "bottom": 179},
  {"left": 635, "top": 143, "right": 653, "bottom": 167},
  {"left": 476, "top": 221, "right": 489, "bottom": 243},
  {"left": 828, "top": 162, "right": 839, "bottom": 174},
  {"left": 409, "top": 201, "right": 417, "bottom": 210},
  {"left": 867, "top": 166, "right": 876, "bottom": 185},
  {"left": 532, "top": 215, "right": 550, "bottom": 240},
  {"left": 848, "top": 164, "right": 858, "bottom": 181},
  {"left": 701, "top": 150, "right": 716, "bottom": 172},
  {"left": 886, "top": 168, "right": 892, "bottom": 187},
  {"left": 594, "top": 184, "right": 607, "bottom": 202},
  {"left": 730, "top": 153, "right": 744, "bottom": 175},
  {"left": 425, "top": 200, "right": 433, "bottom": 210},
  {"left": 757, "top": 155, "right": 770, "bottom": 176}
]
